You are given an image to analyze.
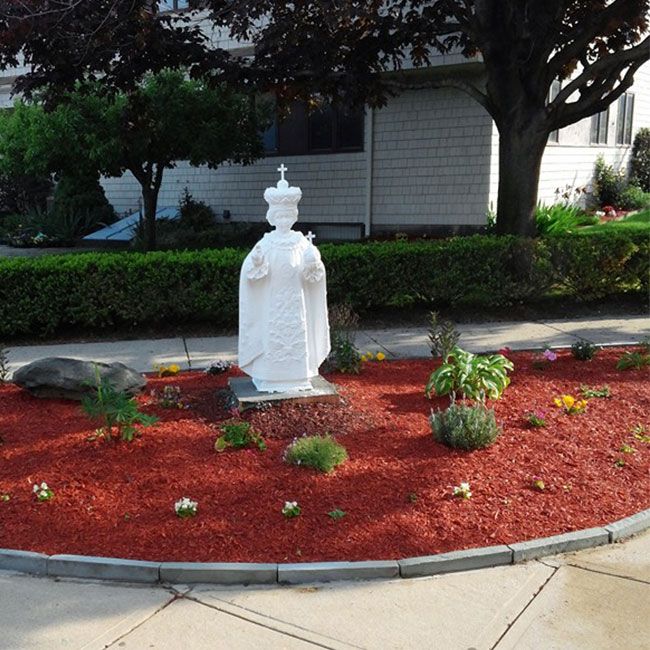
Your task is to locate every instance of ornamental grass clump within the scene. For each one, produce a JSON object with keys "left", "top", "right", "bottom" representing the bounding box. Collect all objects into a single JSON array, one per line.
[
  {"left": 284, "top": 434, "right": 348, "bottom": 473},
  {"left": 430, "top": 402, "right": 501, "bottom": 450},
  {"left": 215, "top": 419, "right": 266, "bottom": 452}
]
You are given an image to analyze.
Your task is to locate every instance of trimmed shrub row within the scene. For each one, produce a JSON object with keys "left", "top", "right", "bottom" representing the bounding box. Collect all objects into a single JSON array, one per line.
[{"left": 0, "top": 232, "right": 647, "bottom": 338}]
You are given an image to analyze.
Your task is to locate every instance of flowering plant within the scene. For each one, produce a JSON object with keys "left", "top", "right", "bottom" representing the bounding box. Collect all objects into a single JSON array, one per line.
[
  {"left": 155, "top": 364, "right": 181, "bottom": 378},
  {"left": 531, "top": 476, "right": 546, "bottom": 491},
  {"left": 282, "top": 501, "right": 301, "bottom": 518},
  {"left": 553, "top": 394, "right": 587, "bottom": 415},
  {"left": 526, "top": 410, "right": 547, "bottom": 428},
  {"left": 33, "top": 482, "right": 54, "bottom": 502},
  {"left": 452, "top": 482, "right": 472, "bottom": 500},
  {"left": 532, "top": 347, "right": 557, "bottom": 369},
  {"left": 204, "top": 360, "right": 233, "bottom": 375},
  {"left": 174, "top": 497, "right": 198, "bottom": 518},
  {"left": 152, "top": 385, "right": 189, "bottom": 409},
  {"left": 361, "top": 351, "right": 386, "bottom": 362}
]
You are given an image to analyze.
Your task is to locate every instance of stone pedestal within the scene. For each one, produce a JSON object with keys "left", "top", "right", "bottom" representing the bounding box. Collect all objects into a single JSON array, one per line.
[{"left": 228, "top": 375, "right": 339, "bottom": 409}]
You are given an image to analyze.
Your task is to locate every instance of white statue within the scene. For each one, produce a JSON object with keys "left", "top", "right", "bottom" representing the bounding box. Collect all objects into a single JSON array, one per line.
[{"left": 238, "top": 165, "right": 330, "bottom": 392}]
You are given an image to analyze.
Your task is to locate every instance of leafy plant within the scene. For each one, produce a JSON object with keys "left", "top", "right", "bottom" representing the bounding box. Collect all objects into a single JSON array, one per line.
[
  {"left": 571, "top": 339, "right": 597, "bottom": 361},
  {"left": 284, "top": 434, "right": 348, "bottom": 473},
  {"left": 580, "top": 384, "right": 611, "bottom": 399},
  {"left": 328, "top": 509, "right": 346, "bottom": 520},
  {"left": 0, "top": 346, "right": 8, "bottom": 382},
  {"left": 81, "top": 369, "right": 157, "bottom": 442},
  {"left": 179, "top": 188, "right": 216, "bottom": 231},
  {"left": 426, "top": 346, "right": 513, "bottom": 403},
  {"left": 152, "top": 385, "right": 188, "bottom": 409},
  {"left": 282, "top": 501, "right": 301, "bottom": 518},
  {"left": 616, "top": 350, "right": 650, "bottom": 371},
  {"left": 325, "top": 303, "right": 361, "bottom": 373},
  {"left": 426, "top": 311, "right": 460, "bottom": 360},
  {"left": 430, "top": 402, "right": 501, "bottom": 450},
  {"left": 535, "top": 203, "right": 597, "bottom": 235},
  {"left": 175, "top": 497, "right": 198, "bottom": 518},
  {"left": 630, "top": 128, "right": 650, "bottom": 192},
  {"left": 618, "top": 185, "right": 650, "bottom": 211},
  {"left": 594, "top": 155, "right": 626, "bottom": 207},
  {"left": 215, "top": 419, "right": 266, "bottom": 452}
]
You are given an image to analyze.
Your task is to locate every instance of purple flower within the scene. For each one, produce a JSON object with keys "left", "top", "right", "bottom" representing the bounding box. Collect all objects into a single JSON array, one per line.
[{"left": 542, "top": 349, "right": 557, "bottom": 362}]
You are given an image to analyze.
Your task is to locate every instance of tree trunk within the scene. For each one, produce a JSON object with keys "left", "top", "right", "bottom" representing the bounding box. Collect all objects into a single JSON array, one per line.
[
  {"left": 142, "top": 188, "right": 158, "bottom": 251},
  {"left": 495, "top": 125, "right": 548, "bottom": 237}
]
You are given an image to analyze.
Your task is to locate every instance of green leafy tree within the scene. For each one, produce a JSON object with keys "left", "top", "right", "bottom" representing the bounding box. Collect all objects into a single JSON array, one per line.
[{"left": 0, "top": 70, "right": 266, "bottom": 249}]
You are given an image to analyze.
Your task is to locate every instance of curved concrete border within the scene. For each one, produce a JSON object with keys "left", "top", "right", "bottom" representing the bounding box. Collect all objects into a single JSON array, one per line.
[{"left": 1, "top": 508, "right": 648, "bottom": 585}]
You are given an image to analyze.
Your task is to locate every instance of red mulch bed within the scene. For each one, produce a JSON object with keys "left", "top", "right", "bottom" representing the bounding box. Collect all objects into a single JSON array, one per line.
[{"left": 0, "top": 348, "right": 648, "bottom": 563}]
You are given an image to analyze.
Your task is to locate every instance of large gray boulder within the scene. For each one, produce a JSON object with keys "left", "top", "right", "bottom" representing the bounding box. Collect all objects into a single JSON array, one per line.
[{"left": 13, "top": 357, "right": 147, "bottom": 400}]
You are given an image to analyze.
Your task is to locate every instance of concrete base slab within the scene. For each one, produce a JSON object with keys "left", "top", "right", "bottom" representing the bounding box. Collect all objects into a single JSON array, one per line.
[
  {"left": 495, "top": 565, "right": 650, "bottom": 649},
  {"left": 193, "top": 563, "right": 554, "bottom": 650},
  {"left": 228, "top": 375, "right": 339, "bottom": 408},
  {"left": 0, "top": 573, "right": 172, "bottom": 650}
]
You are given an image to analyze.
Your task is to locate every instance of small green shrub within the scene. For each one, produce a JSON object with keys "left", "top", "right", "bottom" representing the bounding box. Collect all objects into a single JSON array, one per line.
[
  {"left": 430, "top": 402, "right": 501, "bottom": 450},
  {"left": 215, "top": 419, "right": 266, "bottom": 452},
  {"left": 571, "top": 339, "right": 598, "bottom": 361},
  {"left": 426, "top": 346, "right": 513, "bottom": 402},
  {"left": 325, "top": 303, "right": 361, "bottom": 373},
  {"left": 580, "top": 384, "right": 611, "bottom": 399},
  {"left": 427, "top": 311, "right": 459, "bottom": 360},
  {"left": 52, "top": 173, "right": 116, "bottom": 232},
  {"left": 630, "top": 128, "right": 650, "bottom": 192},
  {"left": 178, "top": 188, "right": 217, "bottom": 231},
  {"left": 284, "top": 434, "right": 348, "bottom": 473},
  {"left": 618, "top": 185, "right": 650, "bottom": 211},
  {"left": 594, "top": 155, "right": 626, "bottom": 207},
  {"left": 81, "top": 369, "right": 158, "bottom": 442}
]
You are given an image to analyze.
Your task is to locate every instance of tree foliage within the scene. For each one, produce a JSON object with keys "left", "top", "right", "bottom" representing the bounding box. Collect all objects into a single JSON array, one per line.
[{"left": 0, "top": 70, "right": 267, "bottom": 248}]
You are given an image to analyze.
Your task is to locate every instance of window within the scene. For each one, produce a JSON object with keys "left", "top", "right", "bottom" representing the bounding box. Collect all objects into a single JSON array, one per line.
[
  {"left": 264, "top": 101, "right": 364, "bottom": 156},
  {"left": 548, "top": 80, "right": 561, "bottom": 143},
  {"left": 159, "top": 1, "right": 201, "bottom": 11},
  {"left": 590, "top": 108, "right": 609, "bottom": 145},
  {"left": 616, "top": 93, "right": 635, "bottom": 145}
]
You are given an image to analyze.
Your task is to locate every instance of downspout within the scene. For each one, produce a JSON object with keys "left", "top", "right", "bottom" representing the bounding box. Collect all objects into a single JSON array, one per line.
[{"left": 364, "top": 106, "right": 374, "bottom": 238}]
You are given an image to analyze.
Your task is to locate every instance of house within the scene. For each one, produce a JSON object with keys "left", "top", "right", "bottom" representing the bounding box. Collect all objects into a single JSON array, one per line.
[{"left": 0, "top": 8, "right": 648, "bottom": 239}]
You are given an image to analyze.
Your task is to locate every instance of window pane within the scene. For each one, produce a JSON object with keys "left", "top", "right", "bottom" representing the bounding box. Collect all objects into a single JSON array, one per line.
[
  {"left": 308, "top": 105, "right": 334, "bottom": 151},
  {"left": 625, "top": 94, "right": 634, "bottom": 144},
  {"left": 278, "top": 102, "right": 308, "bottom": 155},
  {"left": 617, "top": 95, "right": 626, "bottom": 145},
  {"left": 591, "top": 114, "right": 600, "bottom": 144},
  {"left": 262, "top": 115, "right": 278, "bottom": 153},
  {"left": 598, "top": 108, "right": 608, "bottom": 144},
  {"left": 337, "top": 106, "right": 364, "bottom": 149}
]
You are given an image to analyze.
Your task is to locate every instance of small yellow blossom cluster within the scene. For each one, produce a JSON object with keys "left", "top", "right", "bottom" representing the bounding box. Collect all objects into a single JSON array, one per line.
[
  {"left": 360, "top": 351, "right": 386, "bottom": 363},
  {"left": 155, "top": 363, "right": 181, "bottom": 377},
  {"left": 553, "top": 394, "right": 588, "bottom": 415}
]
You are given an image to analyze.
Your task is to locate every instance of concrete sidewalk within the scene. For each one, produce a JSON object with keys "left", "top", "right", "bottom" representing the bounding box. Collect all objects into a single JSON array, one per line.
[
  {"left": 1, "top": 530, "right": 648, "bottom": 649},
  {"left": 4, "top": 315, "right": 648, "bottom": 376}
]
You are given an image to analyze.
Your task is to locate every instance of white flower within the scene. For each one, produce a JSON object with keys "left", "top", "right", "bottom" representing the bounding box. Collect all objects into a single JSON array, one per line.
[
  {"left": 33, "top": 484, "right": 39, "bottom": 493},
  {"left": 452, "top": 482, "right": 472, "bottom": 499},
  {"left": 41, "top": 482, "right": 48, "bottom": 490}
]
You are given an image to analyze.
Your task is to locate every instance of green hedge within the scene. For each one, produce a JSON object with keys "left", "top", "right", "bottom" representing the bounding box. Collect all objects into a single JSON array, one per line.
[{"left": 0, "top": 232, "right": 647, "bottom": 338}]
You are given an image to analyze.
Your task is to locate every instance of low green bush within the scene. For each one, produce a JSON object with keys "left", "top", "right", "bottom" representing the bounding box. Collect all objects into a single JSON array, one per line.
[
  {"left": 284, "top": 434, "right": 348, "bottom": 473},
  {"left": 631, "top": 128, "right": 650, "bottom": 192},
  {"left": 0, "top": 232, "right": 646, "bottom": 339},
  {"left": 430, "top": 402, "right": 501, "bottom": 450},
  {"left": 618, "top": 185, "right": 650, "bottom": 211}
]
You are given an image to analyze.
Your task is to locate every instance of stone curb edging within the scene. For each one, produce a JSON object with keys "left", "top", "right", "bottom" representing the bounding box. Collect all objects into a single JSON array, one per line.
[{"left": 1, "top": 508, "right": 648, "bottom": 585}]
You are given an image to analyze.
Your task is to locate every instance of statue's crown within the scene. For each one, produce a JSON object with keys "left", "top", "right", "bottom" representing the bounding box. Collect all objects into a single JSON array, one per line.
[{"left": 264, "top": 164, "right": 302, "bottom": 210}]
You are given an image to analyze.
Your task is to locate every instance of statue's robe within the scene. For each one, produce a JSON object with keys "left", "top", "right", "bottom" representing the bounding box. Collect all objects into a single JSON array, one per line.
[{"left": 238, "top": 230, "right": 330, "bottom": 392}]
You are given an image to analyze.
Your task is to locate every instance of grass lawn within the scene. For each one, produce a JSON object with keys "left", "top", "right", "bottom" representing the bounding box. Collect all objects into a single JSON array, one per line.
[{"left": 579, "top": 209, "right": 650, "bottom": 234}]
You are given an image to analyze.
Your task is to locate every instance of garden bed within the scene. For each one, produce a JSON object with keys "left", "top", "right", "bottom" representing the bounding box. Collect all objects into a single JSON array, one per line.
[{"left": 0, "top": 348, "right": 648, "bottom": 563}]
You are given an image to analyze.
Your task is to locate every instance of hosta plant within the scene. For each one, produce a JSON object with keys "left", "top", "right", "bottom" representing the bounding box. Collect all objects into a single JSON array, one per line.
[{"left": 426, "top": 346, "right": 513, "bottom": 403}]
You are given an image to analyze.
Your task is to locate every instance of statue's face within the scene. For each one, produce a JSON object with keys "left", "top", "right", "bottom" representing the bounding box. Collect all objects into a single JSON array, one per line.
[{"left": 269, "top": 208, "right": 298, "bottom": 233}]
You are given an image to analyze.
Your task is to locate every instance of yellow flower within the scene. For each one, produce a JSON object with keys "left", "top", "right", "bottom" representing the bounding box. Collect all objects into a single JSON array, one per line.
[
  {"left": 168, "top": 364, "right": 181, "bottom": 374},
  {"left": 553, "top": 397, "right": 563, "bottom": 408},
  {"left": 562, "top": 395, "right": 575, "bottom": 409},
  {"left": 376, "top": 352, "right": 386, "bottom": 361},
  {"left": 366, "top": 352, "right": 374, "bottom": 360},
  {"left": 360, "top": 355, "right": 367, "bottom": 362}
]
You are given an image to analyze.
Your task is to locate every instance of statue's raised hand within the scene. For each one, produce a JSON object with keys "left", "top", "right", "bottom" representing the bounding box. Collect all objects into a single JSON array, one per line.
[{"left": 247, "top": 244, "right": 269, "bottom": 280}]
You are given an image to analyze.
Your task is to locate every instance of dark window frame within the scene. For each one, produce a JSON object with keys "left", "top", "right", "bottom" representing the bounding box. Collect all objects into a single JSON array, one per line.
[{"left": 263, "top": 101, "right": 365, "bottom": 157}]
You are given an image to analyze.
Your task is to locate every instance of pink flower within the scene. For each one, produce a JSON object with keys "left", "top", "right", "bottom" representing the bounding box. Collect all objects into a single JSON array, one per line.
[{"left": 498, "top": 347, "right": 512, "bottom": 356}]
